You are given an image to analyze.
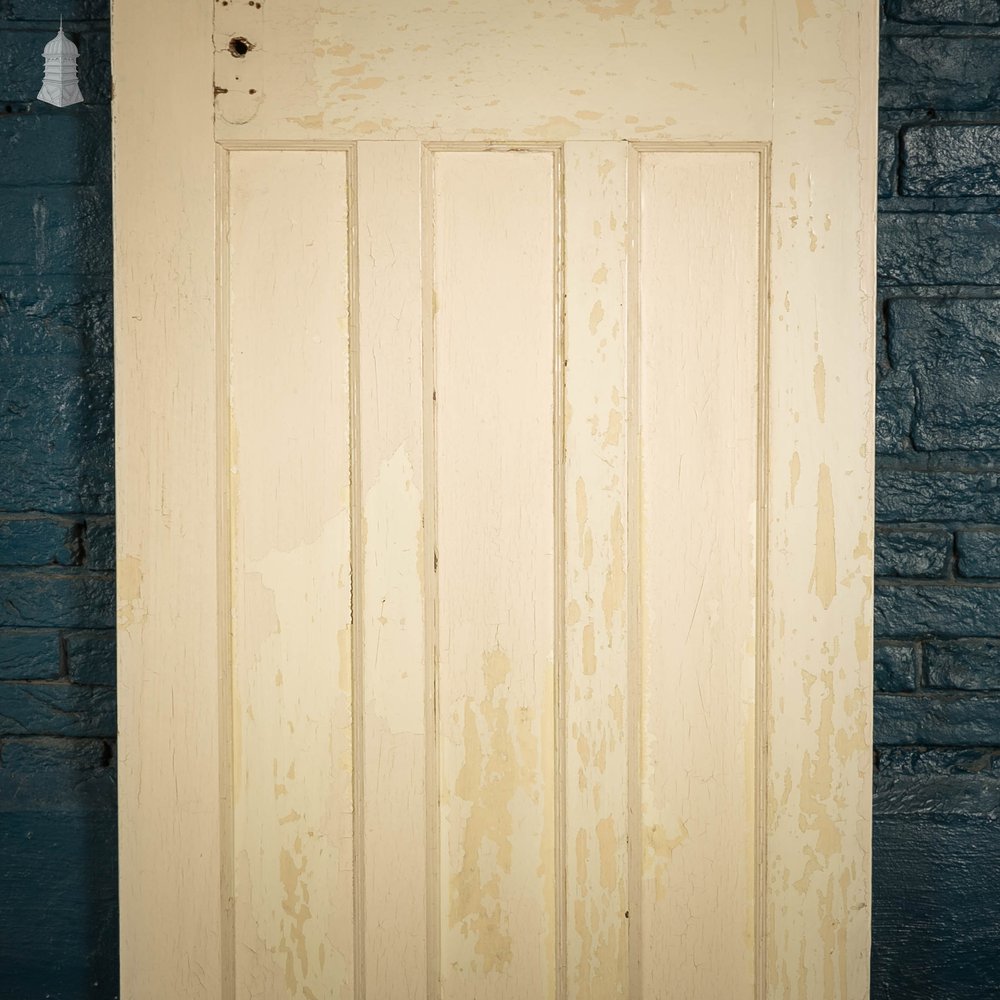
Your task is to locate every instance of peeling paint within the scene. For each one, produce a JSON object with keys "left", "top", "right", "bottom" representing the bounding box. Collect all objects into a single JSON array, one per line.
[
  {"left": 813, "top": 356, "right": 826, "bottom": 422},
  {"left": 811, "top": 464, "right": 838, "bottom": 609}
]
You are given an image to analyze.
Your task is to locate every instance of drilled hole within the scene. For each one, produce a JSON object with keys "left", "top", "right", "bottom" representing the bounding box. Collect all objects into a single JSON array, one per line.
[{"left": 229, "top": 36, "right": 252, "bottom": 57}]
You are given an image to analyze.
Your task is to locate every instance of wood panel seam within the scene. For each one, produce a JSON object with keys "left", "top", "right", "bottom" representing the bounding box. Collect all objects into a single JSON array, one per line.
[
  {"left": 215, "top": 143, "right": 237, "bottom": 1000},
  {"left": 625, "top": 142, "right": 642, "bottom": 1000},
  {"left": 552, "top": 145, "right": 568, "bottom": 1000},
  {"left": 421, "top": 142, "right": 443, "bottom": 1000},
  {"left": 348, "top": 141, "right": 367, "bottom": 1000},
  {"left": 754, "top": 142, "right": 773, "bottom": 1000}
]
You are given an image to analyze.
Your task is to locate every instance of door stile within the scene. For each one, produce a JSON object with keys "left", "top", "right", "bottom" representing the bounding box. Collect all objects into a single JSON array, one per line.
[{"left": 766, "top": 5, "right": 877, "bottom": 996}]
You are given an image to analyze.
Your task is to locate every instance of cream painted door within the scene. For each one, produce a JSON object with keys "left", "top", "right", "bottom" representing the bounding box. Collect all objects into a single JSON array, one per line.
[{"left": 112, "top": 3, "right": 877, "bottom": 999}]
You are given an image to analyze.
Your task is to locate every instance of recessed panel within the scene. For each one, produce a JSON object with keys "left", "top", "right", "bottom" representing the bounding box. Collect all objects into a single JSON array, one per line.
[
  {"left": 637, "top": 149, "right": 762, "bottom": 1000},
  {"left": 432, "top": 150, "right": 558, "bottom": 1000},
  {"left": 227, "top": 149, "right": 355, "bottom": 998}
]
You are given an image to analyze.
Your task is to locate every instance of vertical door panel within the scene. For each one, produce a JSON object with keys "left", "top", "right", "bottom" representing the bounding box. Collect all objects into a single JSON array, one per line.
[
  {"left": 636, "top": 150, "right": 762, "bottom": 1000},
  {"left": 431, "top": 150, "right": 559, "bottom": 1000},
  {"left": 228, "top": 149, "right": 356, "bottom": 998}
]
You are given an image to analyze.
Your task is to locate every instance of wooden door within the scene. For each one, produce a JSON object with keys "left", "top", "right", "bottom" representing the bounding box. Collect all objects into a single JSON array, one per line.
[{"left": 112, "top": 3, "right": 877, "bottom": 999}]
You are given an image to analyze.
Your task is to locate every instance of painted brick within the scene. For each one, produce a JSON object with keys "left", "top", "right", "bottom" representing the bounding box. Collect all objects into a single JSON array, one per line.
[
  {"left": 0, "top": 739, "right": 117, "bottom": 999},
  {"left": 874, "top": 748, "right": 1000, "bottom": 816},
  {"left": 872, "top": 750, "right": 1000, "bottom": 997},
  {"left": 64, "top": 630, "right": 114, "bottom": 685},
  {"left": 0, "top": 357, "right": 114, "bottom": 513},
  {"left": 887, "top": 298, "right": 1000, "bottom": 449},
  {"left": 925, "top": 639, "right": 1000, "bottom": 690},
  {"left": 0, "top": 1, "right": 116, "bottom": 993},
  {"left": 879, "top": 212, "right": 1000, "bottom": 286},
  {"left": 875, "top": 528, "right": 951, "bottom": 577},
  {"left": 878, "top": 126, "right": 897, "bottom": 197},
  {"left": 0, "top": 27, "right": 110, "bottom": 104},
  {"left": 872, "top": 811, "right": 1000, "bottom": 1000},
  {"left": 0, "top": 107, "right": 110, "bottom": 187},
  {"left": 902, "top": 124, "right": 1000, "bottom": 196},
  {"left": 874, "top": 642, "right": 918, "bottom": 692},
  {"left": 0, "top": 571, "right": 113, "bottom": 628},
  {"left": 0, "top": 516, "right": 81, "bottom": 566},
  {"left": 885, "top": 0, "right": 1000, "bottom": 24},
  {"left": 0, "top": 681, "right": 114, "bottom": 737},
  {"left": 0, "top": 630, "right": 60, "bottom": 680},
  {"left": 0, "top": 738, "right": 114, "bottom": 809},
  {"left": 880, "top": 34, "right": 1000, "bottom": 111},
  {"left": 875, "top": 692, "right": 1000, "bottom": 744},
  {"left": 876, "top": 583, "right": 1000, "bottom": 638},
  {"left": 877, "top": 470, "right": 1000, "bottom": 523},
  {"left": 874, "top": 367, "right": 914, "bottom": 454},
  {"left": 82, "top": 518, "right": 114, "bottom": 570},
  {"left": 0, "top": 186, "right": 111, "bottom": 273},
  {"left": 0, "top": 274, "right": 113, "bottom": 357},
  {"left": 3, "top": 0, "right": 110, "bottom": 20},
  {"left": 956, "top": 529, "right": 1000, "bottom": 577}
]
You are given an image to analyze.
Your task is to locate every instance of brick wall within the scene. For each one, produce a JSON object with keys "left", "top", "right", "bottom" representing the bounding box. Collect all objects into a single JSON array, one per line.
[
  {"left": 0, "top": 2, "right": 117, "bottom": 997},
  {"left": 874, "top": 2, "right": 1000, "bottom": 997}
]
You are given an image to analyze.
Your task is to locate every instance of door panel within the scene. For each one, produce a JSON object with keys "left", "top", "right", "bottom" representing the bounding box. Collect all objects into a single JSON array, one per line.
[
  {"left": 227, "top": 149, "right": 355, "bottom": 997},
  {"left": 433, "top": 149, "right": 558, "bottom": 998},
  {"left": 636, "top": 149, "right": 761, "bottom": 999},
  {"left": 113, "top": 3, "right": 877, "bottom": 998}
]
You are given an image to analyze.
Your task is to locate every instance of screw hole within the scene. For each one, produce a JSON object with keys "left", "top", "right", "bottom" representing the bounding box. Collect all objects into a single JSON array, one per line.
[{"left": 229, "top": 36, "right": 252, "bottom": 57}]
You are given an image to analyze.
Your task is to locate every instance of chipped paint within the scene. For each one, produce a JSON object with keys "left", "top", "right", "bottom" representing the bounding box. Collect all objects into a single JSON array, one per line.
[
  {"left": 811, "top": 464, "right": 838, "bottom": 609},
  {"left": 449, "top": 648, "right": 542, "bottom": 975},
  {"left": 602, "top": 504, "right": 625, "bottom": 632},
  {"left": 813, "top": 356, "right": 827, "bottom": 422}
]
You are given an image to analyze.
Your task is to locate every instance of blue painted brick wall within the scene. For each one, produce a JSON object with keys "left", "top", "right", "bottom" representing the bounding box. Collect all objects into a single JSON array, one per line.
[
  {"left": 0, "top": 2, "right": 117, "bottom": 998},
  {"left": 877, "top": 1, "right": 1000, "bottom": 996}
]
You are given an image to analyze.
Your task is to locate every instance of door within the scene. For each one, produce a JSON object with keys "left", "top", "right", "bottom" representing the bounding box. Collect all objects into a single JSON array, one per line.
[{"left": 112, "top": 3, "right": 877, "bottom": 999}]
